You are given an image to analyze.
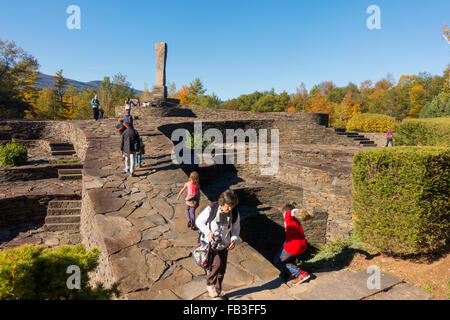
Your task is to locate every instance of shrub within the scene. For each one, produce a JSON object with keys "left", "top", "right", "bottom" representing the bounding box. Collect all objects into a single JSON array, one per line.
[
  {"left": 352, "top": 147, "right": 450, "bottom": 257},
  {"left": 184, "top": 130, "right": 212, "bottom": 149},
  {"left": 0, "top": 244, "right": 120, "bottom": 300},
  {"left": 395, "top": 117, "right": 450, "bottom": 147},
  {"left": 419, "top": 92, "right": 450, "bottom": 118},
  {"left": 346, "top": 113, "right": 397, "bottom": 132},
  {"left": 0, "top": 139, "right": 28, "bottom": 167}
]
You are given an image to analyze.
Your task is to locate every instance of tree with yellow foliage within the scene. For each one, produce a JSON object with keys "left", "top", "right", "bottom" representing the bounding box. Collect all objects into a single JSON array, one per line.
[
  {"left": 408, "top": 84, "right": 427, "bottom": 117},
  {"left": 176, "top": 85, "right": 190, "bottom": 105},
  {"left": 306, "top": 90, "right": 333, "bottom": 114}
]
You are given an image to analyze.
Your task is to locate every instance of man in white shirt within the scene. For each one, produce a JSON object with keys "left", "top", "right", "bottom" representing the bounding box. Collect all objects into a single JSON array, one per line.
[{"left": 195, "top": 189, "right": 240, "bottom": 299}]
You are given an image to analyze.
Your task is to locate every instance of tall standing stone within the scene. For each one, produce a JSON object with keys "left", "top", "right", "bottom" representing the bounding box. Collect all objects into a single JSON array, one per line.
[{"left": 153, "top": 42, "right": 167, "bottom": 100}]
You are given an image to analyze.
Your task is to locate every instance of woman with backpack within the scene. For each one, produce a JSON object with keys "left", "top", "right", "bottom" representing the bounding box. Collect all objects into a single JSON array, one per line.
[
  {"left": 120, "top": 118, "right": 140, "bottom": 177},
  {"left": 195, "top": 189, "right": 240, "bottom": 300}
]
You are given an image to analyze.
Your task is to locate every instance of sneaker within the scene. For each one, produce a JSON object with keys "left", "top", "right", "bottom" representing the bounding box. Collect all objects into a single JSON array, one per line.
[
  {"left": 191, "top": 225, "right": 198, "bottom": 231},
  {"left": 279, "top": 272, "right": 290, "bottom": 284},
  {"left": 207, "top": 285, "right": 218, "bottom": 298},
  {"left": 123, "top": 168, "right": 129, "bottom": 173},
  {"left": 187, "top": 220, "right": 192, "bottom": 228},
  {"left": 291, "top": 272, "right": 311, "bottom": 286},
  {"left": 130, "top": 173, "right": 136, "bottom": 177}
]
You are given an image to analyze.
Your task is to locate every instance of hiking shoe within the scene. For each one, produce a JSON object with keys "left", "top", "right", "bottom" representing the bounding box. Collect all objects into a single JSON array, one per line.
[
  {"left": 207, "top": 285, "right": 218, "bottom": 298},
  {"left": 291, "top": 272, "right": 311, "bottom": 286}
]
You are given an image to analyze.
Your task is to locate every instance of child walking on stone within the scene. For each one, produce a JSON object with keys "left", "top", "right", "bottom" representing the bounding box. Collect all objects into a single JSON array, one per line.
[
  {"left": 274, "top": 203, "right": 312, "bottom": 285},
  {"left": 177, "top": 171, "right": 200, "bottom": 230}
]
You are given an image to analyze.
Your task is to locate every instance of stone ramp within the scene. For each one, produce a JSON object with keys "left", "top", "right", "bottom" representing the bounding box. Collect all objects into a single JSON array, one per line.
[{"left": 213, "top": 269, "right": 433, "bottom": 300}]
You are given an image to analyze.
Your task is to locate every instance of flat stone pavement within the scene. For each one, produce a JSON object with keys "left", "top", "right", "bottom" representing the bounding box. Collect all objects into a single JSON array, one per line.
[{"left": 78, "top": 118, "right": 433, "bottom": 300}]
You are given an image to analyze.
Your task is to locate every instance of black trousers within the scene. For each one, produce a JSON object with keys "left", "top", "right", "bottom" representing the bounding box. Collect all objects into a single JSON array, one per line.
[{"left": 93, "top": 108, "right": 99, "bottom": 120}]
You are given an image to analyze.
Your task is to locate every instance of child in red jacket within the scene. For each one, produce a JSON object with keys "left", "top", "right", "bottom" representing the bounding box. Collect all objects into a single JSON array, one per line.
[{"left": 274, "top": 203, "right": 312, "bottom": 285}]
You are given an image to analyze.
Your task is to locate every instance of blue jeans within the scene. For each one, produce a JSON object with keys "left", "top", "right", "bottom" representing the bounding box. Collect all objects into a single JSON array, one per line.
[{"left": 135, "top": 154, "right": 142, "bottom": 167}]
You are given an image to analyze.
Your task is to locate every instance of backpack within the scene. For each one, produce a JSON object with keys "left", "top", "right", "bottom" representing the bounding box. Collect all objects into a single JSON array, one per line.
[{"left": 133, "top": 131, "right": 140, "bottom": 152}]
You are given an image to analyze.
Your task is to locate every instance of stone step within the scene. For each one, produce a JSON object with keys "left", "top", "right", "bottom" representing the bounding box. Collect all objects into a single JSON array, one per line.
[
  {"left": 45, "top": 223, "right": 80, "bottom": 232},
  {"left": 293, "top": 269, "right": 402, "bottom": 300},
  {"left": 362, "top": 144, "right": 377, "bottom": 147},
  {"left": 48, "top": 200, "right": 82, "bottom": 209},
  {"left": 45, "top": 215, "right": 80, "bottom": 224},
  {"left": 47, "top": 207, "right": 81, "bottom": 216},
  {"left": 334, "top": 128, "right": 346, "bottom": 133},
  {"left": 58, "top": 169, "right": 82, "bottom": 175},
  {"left": 353, "top": 137, "right": 370, "bottom": 141},
  {"left": 359, "top": 140, "right": 375, "bottom": 144},
  {"left": 370, "top": 283, "right": 433, "bottom": 300},
  {"left": 58, "top": 173, "right": 82, "bottom": 180},
  {"left": 52, "top": 150, "right": 76, "bottom": 156}
]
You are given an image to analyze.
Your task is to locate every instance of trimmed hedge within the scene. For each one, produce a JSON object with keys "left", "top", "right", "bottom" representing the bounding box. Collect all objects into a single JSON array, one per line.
[
  {"left": 352, "top": 147, "right": 449, "bottom": 256},
  {"left": 395, "top": 117, "right": 450, "bottom": 147},
  {"left": 346, "top": 113, "right": 397, "bottom": 133},
  {"left": 0, "top": 244, "right": 120, "bottom": 300},
  {"left": 0, "top": 139, "right": 27, "bottom": 167}
]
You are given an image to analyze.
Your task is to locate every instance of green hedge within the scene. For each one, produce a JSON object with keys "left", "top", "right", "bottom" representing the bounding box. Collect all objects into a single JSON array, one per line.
[
  {"left": 0, "top": 139, "right": 27, "bottom": 167},
  {"left": 0, "top": 244, "right": 120, "bottom": 300},
  {"left": 346, "top": 113, "right": 397, "bottom": 133},
  {"left": 352, "top": 147, "right": 449, "bottom": 257},
  {"left": 395, "top": 117, "right": 450, "bottom": 147}
]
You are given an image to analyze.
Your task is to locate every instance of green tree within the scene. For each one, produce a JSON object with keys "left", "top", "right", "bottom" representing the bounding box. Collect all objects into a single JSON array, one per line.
[
  {"left": 53, "top": 69, "right": 68, "bottom": 119},
  {"left": 419, "top": 92, "right": 450, "bottom": 118},
  {"left": 188, "top": 78, "right": 206, "bottom": 97},
  {"left": 112, "top": 73, "right": 134, "bottom": 107},
  {"left": 74, "top": 88, "right": 97, "bottom": 120},
  {"left": 98, "top": 76, "right": 113, "bottom": 116},
  {"left": 0, "top": 39, "right": 39, "bottom": 118}
]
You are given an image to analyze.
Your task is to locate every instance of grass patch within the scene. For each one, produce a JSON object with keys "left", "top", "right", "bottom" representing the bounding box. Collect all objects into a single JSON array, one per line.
[
  {"left": 295, "top": 236, "right": 378, "bottom": 272},
  {"left": 420, "top": 285, "right": 434, "bottom": 294}
]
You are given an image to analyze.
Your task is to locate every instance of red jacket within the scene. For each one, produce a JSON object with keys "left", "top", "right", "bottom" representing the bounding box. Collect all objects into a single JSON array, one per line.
[{"left": 283, "top": 210, "right": 307, "bottom": 256}]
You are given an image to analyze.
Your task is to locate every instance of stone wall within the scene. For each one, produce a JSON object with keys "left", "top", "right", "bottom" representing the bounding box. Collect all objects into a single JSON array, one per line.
[
  {"left": 360, "top": 132, "right": 386, "bottom": 147},
  {"left": 0, "top": 163, "right": 82, "bottom": 182}
]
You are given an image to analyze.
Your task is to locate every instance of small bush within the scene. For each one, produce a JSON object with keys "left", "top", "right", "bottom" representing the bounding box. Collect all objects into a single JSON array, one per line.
[
  {"left": 346, "top": 113, "right": 397, "bottom": 132},
  {"left": 0, "top": 139, "right": 27, "bottom": 167},
  {"left": 352, "top": 147, "right": 450, "bottom": 257},
  {"left": 395, "top": 117, "right": 450, "bottom": 147},
  {"left": 185, "top": 130, "right": 212, "bottom": 149},
  {"left": 0, "top": 244, "right": 120, "bottom": 300}
]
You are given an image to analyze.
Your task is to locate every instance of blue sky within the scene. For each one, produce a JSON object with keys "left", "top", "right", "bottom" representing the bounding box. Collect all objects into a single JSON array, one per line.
[{"left": 1, "top": 0, "right": 449, "bottom": 99}]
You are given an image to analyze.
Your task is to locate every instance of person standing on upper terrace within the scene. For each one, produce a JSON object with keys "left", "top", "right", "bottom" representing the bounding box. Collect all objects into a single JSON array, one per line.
[
  {"left": 125, "top": 98, "right": 136, "bottom": 113},
  {"left": 91, "top": 95, "right": 100, "bottom": 121}
]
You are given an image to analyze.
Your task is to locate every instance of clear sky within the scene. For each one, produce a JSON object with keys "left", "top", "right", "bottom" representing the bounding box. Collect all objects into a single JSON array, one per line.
[{"left": 1, "top": 0, "right": 449, "bottom": 99}]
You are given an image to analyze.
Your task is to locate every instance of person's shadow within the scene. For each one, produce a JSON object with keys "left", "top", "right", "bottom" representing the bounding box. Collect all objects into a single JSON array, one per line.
[{"left": 225, "top": 278, "right": 284, "bottom": 299}]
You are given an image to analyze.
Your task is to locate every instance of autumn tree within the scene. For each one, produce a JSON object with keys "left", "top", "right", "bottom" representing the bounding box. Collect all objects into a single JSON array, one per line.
[
  {"left": 176, "top": 85, "right": 190, "bottom": 105},
  {"left": 289, "top": 82, "right": 308, "bottom": 111},
  {"left": 62, "top": 84, "right": 78, "bottom": 120},
  {"left": 408, "top": 84, "right": 427, "bottom": 117},
  {"left": 306, "top": 89, "right": 333, "bottom": 114},
  {"left": 168, "top": 82, "right": 177, "bottom": 98},
  {"left": 97, "top": 77, "right": 113, "bottom": 116},
  {"left": 0, "top": 39, "right": 39, "bottom": 118},
  {"left": 140, "top": 82, "right": 152, "bottom": 102}
]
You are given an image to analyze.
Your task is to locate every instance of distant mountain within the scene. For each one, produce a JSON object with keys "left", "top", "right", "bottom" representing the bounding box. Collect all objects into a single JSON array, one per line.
[{"left": 36, "top": 73, "right": 143, "bottom": 95}]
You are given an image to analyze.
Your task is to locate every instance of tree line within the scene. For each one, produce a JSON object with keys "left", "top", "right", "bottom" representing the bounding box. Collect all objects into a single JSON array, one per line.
[{"left": 1, "top": 38, "right": 449, "bottom": 124}]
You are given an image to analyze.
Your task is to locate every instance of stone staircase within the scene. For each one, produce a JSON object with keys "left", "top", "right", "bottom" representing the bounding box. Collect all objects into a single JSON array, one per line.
[
  {"left": 58, "top": 168, "right": 82, "bottom": 180},
  {"left": 334, "top": 128, "right": 377, "bottom": 147},
  {"left": 44, "top": 199, "right": 81, "bottom": 231},
  {"left": 49, "top": 142, "right": 76, "bottom": 156}
]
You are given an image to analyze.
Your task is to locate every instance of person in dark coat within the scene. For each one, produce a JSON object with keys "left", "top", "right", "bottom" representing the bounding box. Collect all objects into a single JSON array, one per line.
[{"left": 120, "top": 118, "right": 140, "bottom": 177}]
